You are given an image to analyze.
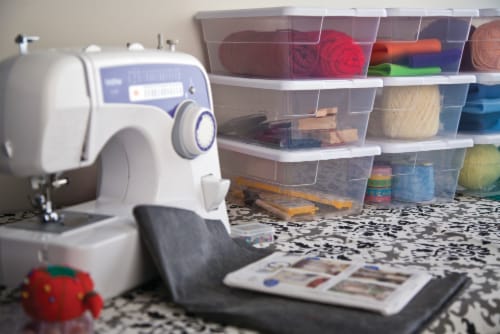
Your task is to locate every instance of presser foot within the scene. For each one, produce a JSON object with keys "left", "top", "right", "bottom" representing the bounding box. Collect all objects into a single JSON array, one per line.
[{"left": 30, "top": 174, "right": 69, "bottom": 225}]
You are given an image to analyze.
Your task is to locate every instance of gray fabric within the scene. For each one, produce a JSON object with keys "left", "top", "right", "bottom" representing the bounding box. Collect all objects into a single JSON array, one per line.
[{"left": 133, "top": 205, "right": 470, "bottom": 334}]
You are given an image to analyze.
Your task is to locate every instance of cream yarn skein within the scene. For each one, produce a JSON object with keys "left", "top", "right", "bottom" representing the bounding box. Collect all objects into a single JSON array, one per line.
[{"left": 369, "top": 85, "right": 441, "bottom": 139}]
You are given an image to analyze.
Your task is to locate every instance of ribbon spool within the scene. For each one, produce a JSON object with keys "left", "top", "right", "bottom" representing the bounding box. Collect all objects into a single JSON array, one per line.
[
  {"left": 365, "top": 165, "right": 392, "bottom": 203},
  {"left": 392, "top": 161, "right": 435, "bottom": 202}
]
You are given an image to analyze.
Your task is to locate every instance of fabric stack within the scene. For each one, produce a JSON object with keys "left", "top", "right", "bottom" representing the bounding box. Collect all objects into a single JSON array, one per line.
[
  {"left": 219, "top": 29, "right": 366, "bottom": 79},
  {"left": 459, "top": 83, "right": 500, "bottom": 132},
  {"left": 369, "top": 13, "right": 475, "bottom": 77}
]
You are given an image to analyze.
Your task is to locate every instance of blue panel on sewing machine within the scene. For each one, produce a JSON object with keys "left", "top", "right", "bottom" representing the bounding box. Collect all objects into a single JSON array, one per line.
[{"left": 100, "top": 64, "right": 210, "bottom": 117}]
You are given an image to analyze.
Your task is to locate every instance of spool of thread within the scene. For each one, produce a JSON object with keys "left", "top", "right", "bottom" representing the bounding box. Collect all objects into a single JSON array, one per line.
[
  {"left": 458, "top": 144, "right": 500, "bottom": 190},
  {"left": 368, "top": 85, "right": 441, "bottom": 139},
  {"left": 470, "top": 20, "right": 500, "bottom": 71},
  {"left": 392, "top": 161, "right": 435, "bottom": 202},
  {"left": 365, "top": 165, "right": 392, "bottom": 203}
]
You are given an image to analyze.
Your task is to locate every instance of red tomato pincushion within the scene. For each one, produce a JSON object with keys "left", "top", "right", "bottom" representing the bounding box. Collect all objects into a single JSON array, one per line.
[{"left": 21, "top": 265, "right": 103, "bottom": 322}]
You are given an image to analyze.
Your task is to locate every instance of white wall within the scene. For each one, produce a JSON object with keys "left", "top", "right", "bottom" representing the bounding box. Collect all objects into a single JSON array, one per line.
[{"left": 0, "top": 0, "right": 498, "bottom": 212}]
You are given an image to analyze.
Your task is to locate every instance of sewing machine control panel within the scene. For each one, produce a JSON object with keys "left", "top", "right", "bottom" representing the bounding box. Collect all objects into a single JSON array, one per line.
[{"left": 100, "top": 64, "right": 210, "bottom": 117}]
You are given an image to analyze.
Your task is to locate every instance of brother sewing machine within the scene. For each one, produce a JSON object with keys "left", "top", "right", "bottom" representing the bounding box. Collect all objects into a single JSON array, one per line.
[{"left": 0, "top": 35, "right": 230, "bottom": 298}]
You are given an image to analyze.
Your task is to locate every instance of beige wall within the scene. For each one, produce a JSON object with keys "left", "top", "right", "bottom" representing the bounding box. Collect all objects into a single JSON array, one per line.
[{"left": 0, "top": 0, "right": 498, "bottom": 212}]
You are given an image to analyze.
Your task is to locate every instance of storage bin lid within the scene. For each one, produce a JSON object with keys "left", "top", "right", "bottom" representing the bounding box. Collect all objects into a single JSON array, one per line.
[
  {"left": 479, "top": 8, "right": 500, "bottom": 17},
  {"left": 464, "top": 133, "right": 500, "bottom": 145},
  {"left": 474, "top": 73, "right": 500, "bottom": 85},
  {"left": 218, "top": 138, "right": 381, "bottom": 162},
  {"left": 385, "top": 8, "right": 478, "bottom": 17},
  {"left": 366, "top": 138, "right": 473, "bottom": 154},
  {"left": 380, "top": 74, "right": 476, "bottom": 87},
  {"left": 196, "top": 7, "right": 386, "bottom": 19},
  {"left": 209, "top": 74, "right": 383, "bottom": 90}
]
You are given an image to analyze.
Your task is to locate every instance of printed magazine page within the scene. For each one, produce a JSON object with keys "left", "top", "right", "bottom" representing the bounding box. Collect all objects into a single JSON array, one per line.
[{"left": 224, "top": 252, "right": 432, "bottom": 316}]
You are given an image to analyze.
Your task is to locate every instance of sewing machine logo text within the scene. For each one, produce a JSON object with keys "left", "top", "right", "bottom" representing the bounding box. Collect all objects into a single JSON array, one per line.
[{"left": 104, "top": 77, "right": 123, "bottom": 87}]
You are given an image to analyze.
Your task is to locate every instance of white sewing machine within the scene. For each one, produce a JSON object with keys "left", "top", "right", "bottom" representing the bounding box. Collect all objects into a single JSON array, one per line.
[{"left": 0, "top": 36, "right": 230, "bottom": 298}]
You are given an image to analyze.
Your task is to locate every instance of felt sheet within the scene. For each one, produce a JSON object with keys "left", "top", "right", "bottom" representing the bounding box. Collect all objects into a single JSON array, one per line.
[
  {"left": 370, "top": 39, "right": 442, "bottom": 65},
  {"left": 368, "top": 63, "right": 441, "bottom": 76},
  {"left": 218, "top": 29, "right": 365, "bottom": 78},
  {"left": 133, "top": 205, "right": 470, "bottom": 334},
  {"left": 459, "top": 111, "right": 500, "bottom": 132},
  {"left": 400, "top": 48, "right": 462, "bottom": 68},
  {"left": 467, "top": 83, "right": 500, "bottom": 100},
  {"left": 463, "top": 98, "right": 500, "bottom": 113}
]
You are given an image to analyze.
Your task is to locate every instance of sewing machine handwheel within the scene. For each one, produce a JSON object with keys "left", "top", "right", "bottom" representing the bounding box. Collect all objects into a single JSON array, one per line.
[{"left": 172, "top": 100, "right": 216, "bottom": 159}]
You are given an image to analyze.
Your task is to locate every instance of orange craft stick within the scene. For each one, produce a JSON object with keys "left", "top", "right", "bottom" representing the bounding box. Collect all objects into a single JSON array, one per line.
[
  {"left": 236, "top": 177, "right": 353, "bottom": 210},
  {"left": 370, "top": 39, "right": 442, "bottom": 65}
]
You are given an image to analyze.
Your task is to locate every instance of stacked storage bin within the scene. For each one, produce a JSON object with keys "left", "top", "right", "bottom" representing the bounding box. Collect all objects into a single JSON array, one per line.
[
  {"left": 196, "top": 7, "right": 385, "bottom": 219},
  {"left": 364, "top": 8, "right": 477, "bottom": 207},
  {"left": 457, "top": 8, "right": 500, "bottom": 199}
]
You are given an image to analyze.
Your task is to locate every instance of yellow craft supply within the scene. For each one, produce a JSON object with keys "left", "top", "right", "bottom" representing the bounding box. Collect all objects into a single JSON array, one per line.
[
  {"left": 236, "top": 177, "right": 353, "bottom": 209},
  {"left": 258, "top": 192, "right": 318, "bottom": 216},
  {"left": 255, "top": 199, "right": 291, "bottom": 221},
  {"left": 297, "top": 116, "right": 337, "bottom": 130},
  {"left": 315, "top": 107, "right": 338, "bottom": 117},
  {"left": 320, "top": 128, "right": 358, "bottom": 145}
]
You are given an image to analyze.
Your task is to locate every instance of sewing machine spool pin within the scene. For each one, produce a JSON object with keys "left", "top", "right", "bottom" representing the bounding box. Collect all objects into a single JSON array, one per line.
[{"left": 14, "top": 34, "right": 40, "bottom": 54}]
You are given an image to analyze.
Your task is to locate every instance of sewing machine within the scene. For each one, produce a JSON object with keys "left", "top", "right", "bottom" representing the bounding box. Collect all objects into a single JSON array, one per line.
[{"left": 0, "top": 37, "right": 230, "bottom": 298}]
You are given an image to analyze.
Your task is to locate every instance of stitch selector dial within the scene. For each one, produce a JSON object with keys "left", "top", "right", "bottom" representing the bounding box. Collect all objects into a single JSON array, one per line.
[{"left": 172, "top": 100, "right": 216, "bottom": 159}]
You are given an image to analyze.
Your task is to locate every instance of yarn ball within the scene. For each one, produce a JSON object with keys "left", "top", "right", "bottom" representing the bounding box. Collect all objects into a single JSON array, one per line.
[
  {"left": 458, "top": 144, "right": 500, "bottom": 190},
  {"left": 470, "top": 20, "right": 500, "bottom": 71},
  {"left": 21, "top": 265, "right": 104, "bottom": 322},
  {"left": 368, "top": 85, "right": 441, "bottom": 139}
]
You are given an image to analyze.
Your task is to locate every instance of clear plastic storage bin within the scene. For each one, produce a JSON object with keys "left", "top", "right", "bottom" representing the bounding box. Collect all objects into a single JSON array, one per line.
[
  {"left": 365, "top": 138, "right": 473, "bottom": 207},
  {"left": 461, "top": 8, "right": 500, "bottom": 72},
  {"left": 196, "top": 7, "right": 385, "bottom": 79},
  {"left": 367, "top": 75, "right": 475, "bottom": 141},
  {"left": 371, "top": 8, "right": 478, "bottom": 76},
  {"left": 458, "top": 73, "right": 500, "bottom": 133},
  {"left": 218, "top": 137, "right": 381, "bottom": 219},
  {"left": 456, "top": 134, "right": 500, "bottom": 199},
  {"left": 211, "top": 75, "right": 382, "bottom": 149},
  {"left": 231, "top": 223, "right": 275, "bottom": 246}
]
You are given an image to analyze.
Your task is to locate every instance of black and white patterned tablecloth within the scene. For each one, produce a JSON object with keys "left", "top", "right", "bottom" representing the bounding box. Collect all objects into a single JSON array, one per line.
[{"left": 1, "top": 196, "right": 499, "bottom": 334}]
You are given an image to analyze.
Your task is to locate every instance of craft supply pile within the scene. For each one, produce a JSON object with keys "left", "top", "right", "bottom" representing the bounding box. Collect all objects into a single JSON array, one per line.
[{"left": 197, "top": 6, "right": 500, "bottom": 216}]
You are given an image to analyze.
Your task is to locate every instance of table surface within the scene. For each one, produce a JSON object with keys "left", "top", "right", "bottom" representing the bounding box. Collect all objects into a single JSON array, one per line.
[{"left": 1, "top": 195, "right": 499, "bottom": 334}]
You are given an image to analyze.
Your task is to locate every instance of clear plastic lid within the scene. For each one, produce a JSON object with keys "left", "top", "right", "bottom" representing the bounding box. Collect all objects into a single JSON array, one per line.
[
  {"left": 380, "top": 74, "right": 476, "bottom": 87},
  {"left": 474, "top": 73, "right": 500, "bottom": 85},
  {"left": 218, "top": 138, "right": 381, "bottom": 162},
  {"left": 478, "top": 8, "right": 500, "bottom": 17},
  {"left": 464, "top": 133, "right": 500, "bottom": 145},
  {"left": 366, "top": 137, "right": 473, "bottom": 154},
  {"left": 196, "top": 7, "right": 386, "bottom": 19},
  {"left": 385, "top": 8, "right": 479, "bottom": 17},
  {"left": 209, "top": 74, "right": 383, "bottom": 91}
]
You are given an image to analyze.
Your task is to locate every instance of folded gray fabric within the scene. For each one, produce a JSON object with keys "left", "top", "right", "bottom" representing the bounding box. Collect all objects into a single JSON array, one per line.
[{"left": 133, "top": 205, "right": 469, "bottom": 334}]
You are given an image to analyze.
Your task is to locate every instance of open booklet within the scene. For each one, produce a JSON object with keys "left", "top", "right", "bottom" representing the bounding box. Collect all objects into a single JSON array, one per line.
[{"left": 224, "top": 252, "right": 432, "bottom": 316}]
